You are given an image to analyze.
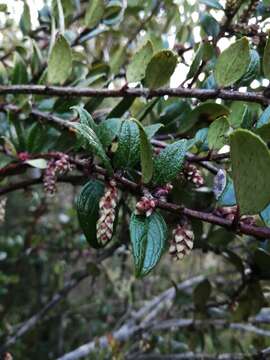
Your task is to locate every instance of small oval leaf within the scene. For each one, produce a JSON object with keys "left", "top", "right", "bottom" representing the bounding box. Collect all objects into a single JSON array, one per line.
[
  {"left": 129, "top": 212, "right": 167, "bottom": 277},
  {"left": 215, "top": 37, "right": 250, "bottom": 87},
  {"left": 47, "top": 34, "right": 72, "bottom": 85}
]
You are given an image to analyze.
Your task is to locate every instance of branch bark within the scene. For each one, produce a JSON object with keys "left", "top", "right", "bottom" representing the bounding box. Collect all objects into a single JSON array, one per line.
[{"left": 0, "top": 85, "right": 268, "bottom": 105}]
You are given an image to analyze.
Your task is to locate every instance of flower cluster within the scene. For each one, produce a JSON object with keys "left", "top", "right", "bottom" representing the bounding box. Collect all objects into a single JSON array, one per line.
[
  {"left": 183, "top": 163, "right": 204, "bottom": 187},
  {"left": 169, "top": 224, "right": 194, "bottom": 260},
  {"left": 43, "top": 153, "right": 73, "bottom": 195},
  {"left": 214, "top": 206, "right": 256, "bottom": 226},
  {"left": 153, "top": 183, "right": 173, "bottom": 202},
  {"left": 96, "top": 180, "right": 119, "bottom": 246},
  {"left": 0, "top": 197, "right": 7, "bottom": 224},
  {"left": 135, "top": 195, "right": 158, "bottom": 217}
]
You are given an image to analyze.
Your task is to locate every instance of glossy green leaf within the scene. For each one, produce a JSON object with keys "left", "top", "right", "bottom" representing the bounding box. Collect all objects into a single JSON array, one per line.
[
  {"left": 145, "top": 50, "right": 178, "bottom": 89},
  {"left": 85, "top": 0, "right": 105, "bottom": 28},
  {"left": 113, "top": 119, "right": 140, "bottom": 169},
  {"left": 129, "top": 212, "right": 167, "bottom": 277},
  {"left": 126, "top": 40, "right": 153, "bottom": 83},
  {"left": 215, "top": 37, "right": 250, "bottom": 87},
  {"left": 47, "top": 34, "right": 72, "bottom": 84},
  {"left": 76, "top": 180, "right": 105, "bottom": 248},
  {"left": 208, "top": 116, "right": 230, "bottom": 150},
  {"left": 153, "top": 139, "right": 188, "bottom": 185},
  {"left": 230, "top": 129, "right": 270, "bottom": 214},
  {"left": 132, "top": 118, "right": 153, "bottom": 184}
]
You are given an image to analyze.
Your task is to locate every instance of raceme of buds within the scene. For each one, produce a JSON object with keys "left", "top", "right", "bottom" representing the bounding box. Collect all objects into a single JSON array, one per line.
[
  {"left": 0, "top": 197, "right": 7, "bottom": 224},
  {"left": 225, "top": 0, "right": 238, "bottom": 13},
  {"left": 169, "top": 224, "right": 194, "bottom": 261},
  {"left": 43, "top": 153, "right": 73, "bottom": 195},
  {"left": 214, "top": 206, "right": 256, "bottom": 226},
  {"left": 43, "top": 160, "right": 57, "bottom": 195},
  {"left": 153, "top": 183, "right": 173, "bottom": 202},
  {"left": 96, "top": 180, "right": 119, "bottom": 246},
  {"left": 184, "top": 163, "right": 204, "bottom": 188},
  {"left": 135, "top": 196, "right": 158, "bottom": 217}
]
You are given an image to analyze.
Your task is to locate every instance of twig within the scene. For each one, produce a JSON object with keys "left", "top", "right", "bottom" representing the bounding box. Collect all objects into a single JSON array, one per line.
[{"left": 0, "top": 85, "right": 267, "bottom": 105}]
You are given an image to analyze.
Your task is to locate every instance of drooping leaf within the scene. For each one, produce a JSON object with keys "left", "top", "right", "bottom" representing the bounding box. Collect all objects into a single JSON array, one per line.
[
  {"left": 145, "top": 50, "right": 178, "bottom": 89},
  {"left": 126, "top": 40, "right": 153, "bottom": 83},
  {"left": 74, "top": 123, "right": 113, "bottom": 174},
  {"left": 215, "top": 37, "right": 250, "bottom": 87},
  {"left": 230, "top": 129, "right": 270, "bottom": 214},
  {"left": 113, "top": 119, "right": 140, "bottom": 169},
  {"left": 84, "top": 0, "right": 105, "bottom": 28},
  {"left": 129, "top": 212, "right": 167, "bottom": 277},
  {"left": 208, "top": 116, "right": 230, "bottom": 150},
  {"left": 71, "top": 105, "right": 97, "bottom": 130},
  {"left": 19, "top": 2, "right": 32, "bottom": 35},
  {"left": 12, "top": 53, "right": 28, "bottom": 84},
  {"left": 76, "top": 180, "right": 105, "bottom": 248},
  {"left": 153, "top": 139, "right": 188, "bottom": 185},
  {"left": 47, "top": 34, "right": 72, "bottom": 84},
  {"left": 131, "top": 118, "right": 153, "bottom": 184}
]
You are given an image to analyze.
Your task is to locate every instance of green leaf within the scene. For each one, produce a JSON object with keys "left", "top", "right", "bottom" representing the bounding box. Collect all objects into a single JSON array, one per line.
[
  {"left": 237, "top": 49, "right": 260, "bottom": 86},
  {"left": 200, "top": 14, "right": 220, "bottom": 38},
  {"left": 25, "top": 159, "right": 48, "bottom": 169},
  {"left": 230, "top": 129, "right": 270, "bottom": 214},
  {"left": 144, "top": 124, "right": 163, "bottom": 139},
  {"left": 228, "top": 102, "right": 249, "bottom": 128},
  {"left": 199, "top": 0, "right": 224, "bottom": 10},
  {"left": 85, "top": 0, "right": 105, "bottom": 28},
  {"left": 74, "top": 123, "right": 113, "bottom": 174},
  {"left": 113, "top": 119, "right": 140, "bottom": 169},
  {"left": 97, "top": 118, "right": 122, "bottom": 148},
  {"left": 193, "top": 279, "right": 212, "bottom": 311},
  {"left": 179, "top": 102, "right": 229, "bottom": 133},
  {"left": 12, "top": 53, "right": 28, "bottom": 84},
  {"left": 253, "top": 248, "right": 270, "bottom": 278},
  {"left": 208, "top": 116, "right": 230, "bottom": 150},
  {"left": 263, "top": 36, "right": 270, "bottom": 79},
  {"left": 47, "top": 34, "right": 72, "bottom": 84},
  {"left": 110, "top": 46, "right": 125, "bottom": 74},
  {"left": 126, "top": 40, "right": 153, "bottom": 83},
  {"left": 129, "top": 212, "right": 167, "bottom": 277},
  {"left": 19, "top": 2, "right": 32, "bottom": 35},
  {"left": 71, "top": 105, "right": 97, "bottom": 130},
  {"left": 214, "top": 37, "right": 250, "bottom": 87},
  {"left": 76, "top": 180, "right": 105, "bottom": 248},
  {"left": 131, "top": 118, "right": 153, "bottom": 184},
  {"left": 153, "top": 139, "right": 188, "bottom": 185},
  {"left": 145, "top": 50, "right": 178, "bottom": 89}
]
